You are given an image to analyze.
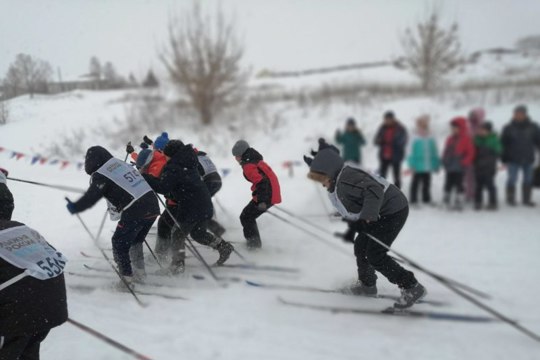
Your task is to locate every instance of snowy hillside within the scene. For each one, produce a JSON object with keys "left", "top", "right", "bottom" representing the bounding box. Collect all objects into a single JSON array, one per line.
[{"left": 1, "top": 88, "right": 540, "bottom": 360}]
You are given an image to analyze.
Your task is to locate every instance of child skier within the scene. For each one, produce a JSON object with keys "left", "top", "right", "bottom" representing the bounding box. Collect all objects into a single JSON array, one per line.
[
  {"left": 232, "top": 140, "right": 282, "bottom": 250},
  {"left": 442, "top": 117, "right": 475, "bottom": 210},
  {"left": 0, "top": 212, "right": 68, "bottom": 360},
  {"left": 335, "top": 117, "right": 366, "bottom": 164},
  {"left": 66, "top": 146, "right": 160, "bottom": 284},
  {"left": 0, "top": 168, "right": 14, "bottom": 220},
  {"left": 143, "top": 140, "right": 234, "bottom": 273},
  {"left": 304, "top": 141, "right": 426, "bottom": 309},
  {"left": 474, "top": 122, "right": 502, "bottom": 210},
  {"left": 407, "top": 115, "right": 440, "bottom": 206}
]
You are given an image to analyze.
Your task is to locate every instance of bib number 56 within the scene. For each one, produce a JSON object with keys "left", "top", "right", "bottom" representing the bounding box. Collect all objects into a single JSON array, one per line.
[{"left": 37, "top": 255, "right": 66, "bottom": 278}]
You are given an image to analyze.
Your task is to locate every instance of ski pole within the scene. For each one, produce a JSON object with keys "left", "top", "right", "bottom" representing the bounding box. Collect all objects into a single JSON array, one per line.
[
  {"left": 8, "top": 177, "right": 85, "bottom": 193},
  {"left": 364, "top": 232, "right": 540, "bottom": 343},
  {"left": 276, "top": 206, "right": 492, "bottom": 301},
  {"left": 67, "top": 318, "right": 153, "bottom": 360},
  {"left": 68, "top": 198, "right": 146, "bottom": 307},
  {"left": 153, "top": 193, "right": 221, "bottom": 284}
]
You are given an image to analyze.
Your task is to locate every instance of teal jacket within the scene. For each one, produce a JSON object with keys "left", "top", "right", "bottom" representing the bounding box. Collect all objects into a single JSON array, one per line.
[
  {"left": 335, "top": 130, "right": 366, "bottom": 163},
  {"left": 407, "top": 134, "right": 440, "bottom": 172}
]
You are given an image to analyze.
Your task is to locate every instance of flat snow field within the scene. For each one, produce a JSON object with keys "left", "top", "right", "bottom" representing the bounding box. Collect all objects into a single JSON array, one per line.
[{"left": 1, "top": 91, "right": 539, "bottom": 359}]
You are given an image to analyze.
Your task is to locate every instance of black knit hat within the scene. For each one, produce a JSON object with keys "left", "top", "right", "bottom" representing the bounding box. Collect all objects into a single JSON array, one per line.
[
  {"left": 384, "top": 111, "right": 395, "bottom": 119},
  {"left": 481, "top": 121, "right": 493, "bottom": 132},
  {"left": 514, "top": 104, "right": 528, "bottom": 114},
  {"left": 163, "top": 140, "right": 185, "bottom": 157}
]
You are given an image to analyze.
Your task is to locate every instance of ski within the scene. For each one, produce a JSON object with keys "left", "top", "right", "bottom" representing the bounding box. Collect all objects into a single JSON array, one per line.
[
  {"left": 218, "top": 263, "right": 300, "bottom": 273},
  {"left": 68, "top": 284, "right": 188, "bottom": 301},
  {"left": 246, "top": 280, "right": 446, "bottom": 307},
  {"left": 277, "top": 297, "right": 496, "bottom": 323}
]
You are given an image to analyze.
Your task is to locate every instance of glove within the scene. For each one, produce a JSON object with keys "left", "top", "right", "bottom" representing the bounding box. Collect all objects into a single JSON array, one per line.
[
  {"left": 257, "top": 202, "right": 268, "bottom": 212},
  {"left": 66, "top": 199, "right": 77, "bottom": 214},
  {"left": 126, "top": 142, "right": 135, "bottom": 154},
  {"left": 140, "top": 142, "right": 149, "bottom": 149},
  {"left": 143, "top": 135, "right": 153, "bottom": 146}
]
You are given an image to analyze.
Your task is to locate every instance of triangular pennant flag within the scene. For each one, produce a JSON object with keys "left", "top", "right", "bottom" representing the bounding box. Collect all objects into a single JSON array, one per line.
[
  {"left": 31, "top": 155, "right": 41, "bottom": 165},
  {"left": 0, "top": 147, "right": 5, "bottom": 152},
  {"left": 221, "top": 168, "right": 231, "bottom": 178},
  {"left": 10, "top": 151, "right": 17, "bottom": 159},
  {"left": 49, "top": 159, "right": 59, "bottom": 165},
  {"left": 15, "top": 153, "right": 24, "bottom": 160},
  {"left": 60, "top": 160, "right": 70, "bottom": 170}
]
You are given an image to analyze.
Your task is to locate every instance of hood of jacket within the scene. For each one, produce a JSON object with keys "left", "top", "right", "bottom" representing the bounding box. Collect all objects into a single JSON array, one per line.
[
  {"left": 168, "top": 144, "right": 199, "bottom": 170},
  {"left": 84, "top": 146, "right": 113, "bottom": 175},
  {"left": 241, "top": 148, "right": 263, "bottom": 165},
  {"left": 450, "top": 117, "right": 469, "bottom": 137}
]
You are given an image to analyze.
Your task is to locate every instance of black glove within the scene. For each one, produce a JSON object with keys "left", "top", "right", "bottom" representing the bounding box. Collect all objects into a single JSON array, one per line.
[
  {"left": 126, "top": 142, "right": 135, "bottom": 154},
  {"left": 143, "top": 135, "right": 153, "bottom": 146},
  {"left": 257, "top": 202, "right": 268, "bottom": 212},
  {"left": 140, "top": 142, "right": 149, "bottom": 149}
]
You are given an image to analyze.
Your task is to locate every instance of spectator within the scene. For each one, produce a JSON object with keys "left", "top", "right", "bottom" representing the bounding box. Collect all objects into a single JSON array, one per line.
[
  {"left": 374, "top": 111, "right": 408, "bottom": 188},
  {"left": 465, "top": 108, "right": 486, "bottom": 202},
  {"left": 407, "top": 115, "right": 440, "bottom": 206},
  {"left": 335, "top": 118, "right": 366, "bottom": 164},
  {"left": 473, "top": 122, "right": 502, "bottom": 210},
  {"left": 501, "top": 105, "right": 540, "bottom": 206}
]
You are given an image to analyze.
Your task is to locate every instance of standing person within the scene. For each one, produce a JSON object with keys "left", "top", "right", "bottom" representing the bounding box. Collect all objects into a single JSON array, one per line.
[
  {"left": 441, "top": 117, "right": 475, "bottom": 210},
  {"left": 66, "top": 146, "right": 160, "bottom": 285},
  {"left": 407, "top": 115, "right": 440, "bottom": 206},
  {"left": 0, "top": 168, "right": 14, "bottom": 220},
  {"left": 304, "top": 142, "right": 426, "bottom": 309},
  {"left": 195, "top": 148, "right": 226, "bottom": 237},
  {"left": 143, "top": 140, "right": 234, "bottom": 273},
  {"left": 232, "top": 140, "right": 282, "bottom": 250},
  {"left": 335, "top": 117, "right": 366, "bottom": 164},
  {"left": 464, "top": 108, "right": 486, "bottom": 202},
  {"left": 501, "top": 105, "right": 540, "bottom": 206},
  {"left": 474, "top": 122, "right": 502, "bottom": 210},
  {"left": 0, "top": 211, "right": 68, "bottom": 360},
  {"left": 374, "top": 111, "right": 408, "bottom": 188}
]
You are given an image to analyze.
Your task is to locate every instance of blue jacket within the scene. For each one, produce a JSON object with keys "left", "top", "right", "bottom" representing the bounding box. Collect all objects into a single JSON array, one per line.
[{"left": 407, "top": 134, "right": 440, "bottom": 173}]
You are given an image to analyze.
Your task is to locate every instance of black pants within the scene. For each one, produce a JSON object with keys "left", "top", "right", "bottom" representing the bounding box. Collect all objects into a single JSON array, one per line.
[
  {"left": 0, "top": 331, "right": 49, "bottom": 360},
  {"left": 170, "top": 220, "right": 220, "bottom": 263},
  {"left": 112, "top": 217, "right": 156, "bottom": 276},
  {"left": 410, "top": 172, "right": 432, "bottom": 204},
  {"left": 240, "top": 201, "right": 268, "bottom": 245},
  {"left": 155, "top": 204, "right": 178, "bottom": 257},
  {"left": 205, "top": 181, "right": 226, "bottom": 237},
  {"left": 444, "top": 172, "right": 464, "bottom": 194},
  {"left": 353, "top": 207, "right": 417, "bottom": 289},
  {"left": 379, "top": 160, "right": 402, "bottom": 189},
  {"left": 475, "top": 174, "right": 497, "bottom": 206}
]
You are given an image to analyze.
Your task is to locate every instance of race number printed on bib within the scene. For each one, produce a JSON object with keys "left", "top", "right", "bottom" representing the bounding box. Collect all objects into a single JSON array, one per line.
[
  {"left": 96, "top": 158, "right": 152, "bottom": 204},
  {"left": 0, "top": 226, "right": 67, "bottom": 280}
]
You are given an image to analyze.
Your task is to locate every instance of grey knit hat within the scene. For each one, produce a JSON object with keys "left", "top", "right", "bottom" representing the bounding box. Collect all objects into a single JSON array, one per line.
[
  {"left": 309, "top": 148, "right": 344, "bottom": 179},
  {"left": 232, "top": 140, "right": 250, "bottom": 157}
]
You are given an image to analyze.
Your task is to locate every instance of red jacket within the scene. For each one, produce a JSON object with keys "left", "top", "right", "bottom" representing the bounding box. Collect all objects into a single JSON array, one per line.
[
  {"left": 241, "top": 148, "right": 281, "bottom": 205},
  {"left": 443, "top": 117, "right": 475, "bottom": 168}
]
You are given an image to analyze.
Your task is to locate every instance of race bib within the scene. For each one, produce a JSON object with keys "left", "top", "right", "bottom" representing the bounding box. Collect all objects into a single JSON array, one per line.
[
  {"left": 198, "top": 155, "right": 218, "bottom": 176},
  {"left": 96, "top": 158, "right": 152, "bottom": 205},
  {"left": 0, "top": 226, "right": 67, "bottom": 280}
]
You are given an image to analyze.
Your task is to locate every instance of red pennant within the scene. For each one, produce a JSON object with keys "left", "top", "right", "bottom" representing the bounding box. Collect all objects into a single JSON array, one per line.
[
  {"left": 39, "top": 158, "right": 48, "bottom": 165},
  {"left": 15, "top": 153, "right": 25, "bottom": 160},
  {"left": 60, "top": 160, "right": 70, "bottom": 170}
]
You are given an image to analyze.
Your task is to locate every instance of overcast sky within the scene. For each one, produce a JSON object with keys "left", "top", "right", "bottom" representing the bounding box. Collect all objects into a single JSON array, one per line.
[{"left": 1, "top": 0, "right": 539, "bottom": 81}]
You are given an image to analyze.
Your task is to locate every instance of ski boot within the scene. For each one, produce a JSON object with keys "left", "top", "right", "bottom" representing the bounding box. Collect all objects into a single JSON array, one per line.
[
  {"left": 116, "top": 275, "right": 135, "bottom": 292},
  {"left": 169, "top": 259, "right": 185, "bottom": 275},
  {"left": 394, "top": 283, "right": 427, "bottom": 309},
  {"left": 216, "top": 241, "right": 234, "bottom": 266},
  {"left": 132, "top": 267, "right": 147, "bottom": 283},
  {"left": 246, "top": 236, "right": 262, "bottom": 250},
  {"left": 346, "top": 281, "right": 378, "bottom": 296},
  {"left": 506, "top": 185, "right": 517, "bottom": 206},
  {"left": 522, "top": 185, "right": 536, "bottom": 207}
]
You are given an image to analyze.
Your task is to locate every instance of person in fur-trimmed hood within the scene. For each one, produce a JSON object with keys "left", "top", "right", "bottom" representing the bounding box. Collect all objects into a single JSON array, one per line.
[{"left": 304, "top": 140, "right": 426, "bottom": 309}]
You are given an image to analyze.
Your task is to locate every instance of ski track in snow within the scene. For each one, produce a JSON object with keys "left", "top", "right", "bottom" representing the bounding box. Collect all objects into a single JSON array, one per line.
[{"left": 1, "top": 91, "right": 539, "bottom": 359}]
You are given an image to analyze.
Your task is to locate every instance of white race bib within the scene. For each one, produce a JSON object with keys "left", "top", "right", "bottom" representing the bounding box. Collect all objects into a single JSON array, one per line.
[
  {"left": 0, "top": 225, "right": 67, "bottom": 280},
  {"left": 198, "top": 155, "right": 218, "bottom": 177},
  {"left": 96, "top": 158, "right": 152, "bottom": 209}
]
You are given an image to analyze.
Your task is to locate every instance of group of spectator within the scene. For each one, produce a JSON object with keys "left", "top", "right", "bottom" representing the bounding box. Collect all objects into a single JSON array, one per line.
[{"left": 334, "top": 105, "right": 540, "bottom": 211}]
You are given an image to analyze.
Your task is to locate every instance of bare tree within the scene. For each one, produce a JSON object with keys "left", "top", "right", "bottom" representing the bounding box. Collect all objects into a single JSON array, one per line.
[
  {"left": 400, "top": 10, "right": 464, "bottom": 91},
  {"left": 3, "top": 54, "right": 53, "bottom": 98},
  {"left": 160, "top": 2, "right": 249, "bottom": 125},
  {"left": 516, "top": 35, "right": 540, "bottom": 55}
]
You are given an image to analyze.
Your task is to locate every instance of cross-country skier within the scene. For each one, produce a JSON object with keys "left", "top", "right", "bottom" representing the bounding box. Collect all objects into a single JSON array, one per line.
[
  {"left": 304, "top": 140, "right": 427, "bottom": 309},
  {"left": 0, "top": 168, "right": 14, "bottom": 220},
  {"left": 0, "top": 206, "right": 68, "bottom": 359},
  {"left": 232, "top": 140, "right": 282, "bottom": 250},
  {"left": 143, "top": 140, "right": 234, "bottom": 273},
  {"left": 65, "top": 146, "right": 160, "bottom": 285}
]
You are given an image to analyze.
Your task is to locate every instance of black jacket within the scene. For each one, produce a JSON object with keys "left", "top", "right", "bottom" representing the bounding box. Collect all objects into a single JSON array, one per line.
[
  {"left": 0, "top": 220, "right": 68, "bottom": 336},
  {"left": 72, "top": 146, "right": 159, "bottom": 220},
  {"left": 501, "top": 118, "right": 540, "bottom": 165},
  {"left": 0, "top": 176, "right": 14, "bottom": 220},
  {"left": 374, "top": 123, "right": 408, "bottom": 162},
  {"left": 240, "top": 148, "right": 272, "bottom": 204},
  {"left": 144, "top": 144, "right": 213, "bottom": 224}
]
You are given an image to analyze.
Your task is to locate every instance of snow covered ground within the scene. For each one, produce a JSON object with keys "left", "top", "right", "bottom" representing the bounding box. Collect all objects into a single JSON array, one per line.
[{"left": 1, "top": 90, "right": 540, "bottom": 359}]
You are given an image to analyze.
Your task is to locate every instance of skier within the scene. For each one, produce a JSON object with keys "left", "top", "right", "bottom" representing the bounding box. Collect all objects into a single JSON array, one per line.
[
  {"left": 0, "top": 209, "right": 68, "bottom": 360},
  {"left": 407, "top": 115, "right": 440, "bottom": 206},
  {"left": 65, "top": 146, "right": 160, "bottom": 285},
  {"left": 304, "top": 140, "right": 426, "bottom": 309},
  {"left": 194, "top": 147, "right": 226, "bottom": 237},
  {"left": 374, "top": 111, "right": 408, "bottom": 189},
  {"left": 501, "top": 105, "right": 540, "bottom": 206},
  {"left": 0, "top": 168, "right": 14, "bottom": 220},
  {"left": 474, "top": 122, "right": 502, "bottom": 210},
  {"left": 143, "top": 140, "right": 234, "bottom": 273},
  {"left": 441, "top": 117, "right": 475, "bottom": 210},
  {"left": 335, "top": 117, "right": 366, "bottom": 164},
  {"left": 232, "top": 140, "right": 282, "bottom": 250}
]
